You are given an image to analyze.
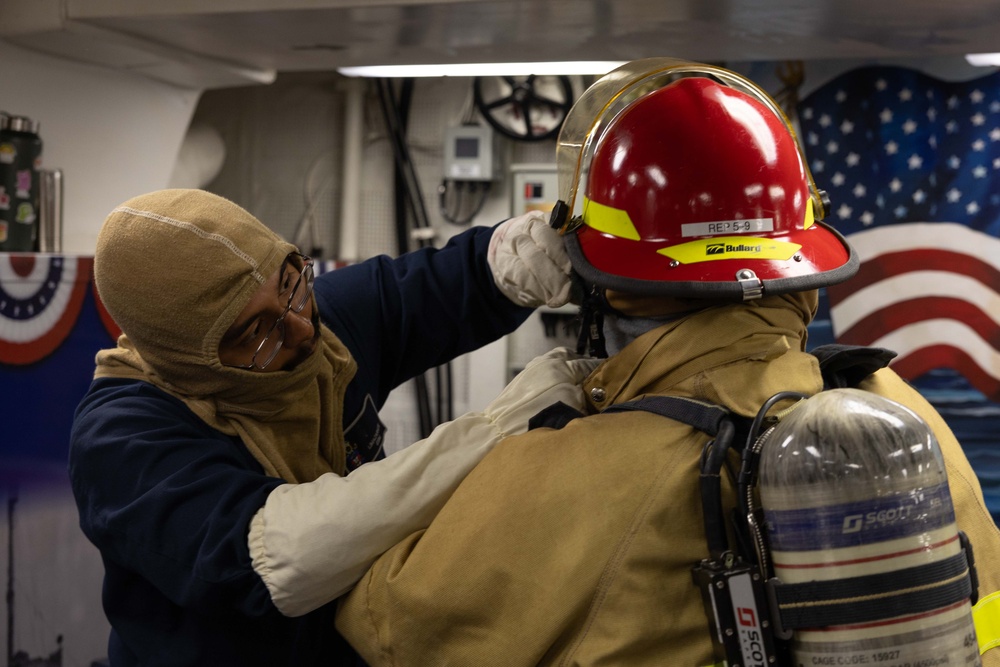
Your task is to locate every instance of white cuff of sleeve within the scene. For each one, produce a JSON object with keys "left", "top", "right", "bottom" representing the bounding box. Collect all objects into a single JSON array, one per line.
[{"left": 248, "top": 411, "right": 502, "bottom": 617}]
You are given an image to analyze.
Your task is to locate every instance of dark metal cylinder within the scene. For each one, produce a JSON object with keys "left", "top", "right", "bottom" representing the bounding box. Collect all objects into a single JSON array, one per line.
[{"left": 0, "top": 115, "right": 43, "bottom": 252}]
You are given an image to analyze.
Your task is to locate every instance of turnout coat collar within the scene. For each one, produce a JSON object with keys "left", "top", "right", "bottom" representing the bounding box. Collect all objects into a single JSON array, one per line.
[{"left": 583, "top": 292, "right": 822, "bottom": 418}]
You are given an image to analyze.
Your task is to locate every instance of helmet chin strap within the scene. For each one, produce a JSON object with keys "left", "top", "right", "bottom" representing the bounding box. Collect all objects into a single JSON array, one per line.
[
  {"left": 576, "top": 280, "right": 732, "bottom": 358},
  {"left": 576, "top": 285, "right": 612, "bottom": 359}
]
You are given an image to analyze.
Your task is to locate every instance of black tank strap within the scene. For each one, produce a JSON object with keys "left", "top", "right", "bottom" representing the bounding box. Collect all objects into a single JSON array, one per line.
[
  {"left": 602, "top": 396, "right": 732, "bottom": 436},
  {"left": 767, "top": 547, "right": 975, "bottom": 634},
  {"left": 527, "top": 395, "right": 733, "bottom": 436},
  {"left": 530, "top": 344, "right": 897, "bottom": 432},
  {"left": 527, "top": 401, "right": 587, "bottom": 431}
]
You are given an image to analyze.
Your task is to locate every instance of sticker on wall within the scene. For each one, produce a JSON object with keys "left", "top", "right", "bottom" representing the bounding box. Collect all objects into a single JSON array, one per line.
[{"left": 0, "top": 254, "right": 90, "bottom": 365}]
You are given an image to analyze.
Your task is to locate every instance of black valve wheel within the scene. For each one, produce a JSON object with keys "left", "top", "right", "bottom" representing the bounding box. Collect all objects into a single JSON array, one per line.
[{"left": 473, "top": 75, "right": 574, "bottom": 142}]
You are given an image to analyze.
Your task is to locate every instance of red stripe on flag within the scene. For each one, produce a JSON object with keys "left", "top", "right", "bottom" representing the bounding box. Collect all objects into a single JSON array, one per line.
[
  {"left": 891, "top": 344, "right": 1000, "bottom": 402},
  {"left": 828, "top": 248, "right": 1000, "bottom": 307},
  {"left": 836, "top": 297, "right": 1000, "bottom": 349},
  {"left": 826, "top": 241, "right": 1000, "bottom": 400}
]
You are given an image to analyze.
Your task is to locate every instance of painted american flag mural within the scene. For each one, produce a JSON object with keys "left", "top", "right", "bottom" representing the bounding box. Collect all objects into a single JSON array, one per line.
[{"left": 797, "top": 65, "right": 1000, "bottom": 519}]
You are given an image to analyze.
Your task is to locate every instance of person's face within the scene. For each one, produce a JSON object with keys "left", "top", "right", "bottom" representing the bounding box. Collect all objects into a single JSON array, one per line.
[{"left": 218, "top": 253, "right": 320, "bottom": 372}]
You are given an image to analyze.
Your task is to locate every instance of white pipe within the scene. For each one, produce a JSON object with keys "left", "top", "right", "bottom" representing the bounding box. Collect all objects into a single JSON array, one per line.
[{"left": 338, "top": 77, "right": 364, "bottom": 262}]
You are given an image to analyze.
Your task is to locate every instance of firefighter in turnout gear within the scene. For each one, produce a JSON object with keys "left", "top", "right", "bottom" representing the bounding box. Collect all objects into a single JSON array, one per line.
[{"left": 335, "top": 58, "right": 1000, "bottom": 666}]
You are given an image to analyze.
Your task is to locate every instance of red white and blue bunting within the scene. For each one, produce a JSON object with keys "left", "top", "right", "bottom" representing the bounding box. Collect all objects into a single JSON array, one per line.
[{"left": 0, "top": 254, "right": 91, "bottom": 365}]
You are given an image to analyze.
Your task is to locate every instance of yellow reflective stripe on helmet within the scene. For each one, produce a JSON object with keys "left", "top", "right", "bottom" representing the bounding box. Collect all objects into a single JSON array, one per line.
[
  {"left": 657, "top": 236, "right": 802, "bottom": 264},
  {"left": 804, "top": 196, "right": 816, "bottom": 230},
  {"left": 582, "top": 197, "right": 641, "bottom": 240},
  {"left": 974, "top": 590, "right": 1000, "bottom": 654}
]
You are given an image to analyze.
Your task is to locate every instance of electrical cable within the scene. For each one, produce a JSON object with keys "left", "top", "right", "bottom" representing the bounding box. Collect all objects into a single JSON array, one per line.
[
  {"left": 374, "top": 77, "right": 453, "bottom": 436},
  {"left": 439, "top": 88, "right": 494, "bottom": 226},
  {"left": 377, "top": 78, "right": 432, "bottom": 436},
  {"left": 290, "top": 152, "right": 334, "bottom": 257},
  {"left": 438, "top": 179, "right": 492, "bottom": 225},
  {"left": 375, "top": 79, "right": 433, "bottom": 241}
]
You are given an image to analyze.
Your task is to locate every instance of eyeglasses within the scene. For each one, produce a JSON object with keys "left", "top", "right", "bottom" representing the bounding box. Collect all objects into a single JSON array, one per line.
[{"left": 241, "top": 253, "right": 315, "bottom": 370}]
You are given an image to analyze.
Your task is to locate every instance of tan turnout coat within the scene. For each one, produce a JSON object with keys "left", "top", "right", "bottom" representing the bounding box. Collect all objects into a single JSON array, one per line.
[{"left": 336, "top": 294, "right": 1000, "bottom": 666}]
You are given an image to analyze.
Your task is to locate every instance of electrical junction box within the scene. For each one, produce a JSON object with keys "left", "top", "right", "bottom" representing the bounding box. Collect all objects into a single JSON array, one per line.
[
  {"left": 510, "top": 163, "right": 559, "bottom": 216},
  {"left": 443, "top": 125, "right": 497, "bottom": 181}
]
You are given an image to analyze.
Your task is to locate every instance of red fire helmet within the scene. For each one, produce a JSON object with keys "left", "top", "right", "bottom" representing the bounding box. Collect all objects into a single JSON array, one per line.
[{"left": 554, "top": 60, "right": 857, "bottom": 300}]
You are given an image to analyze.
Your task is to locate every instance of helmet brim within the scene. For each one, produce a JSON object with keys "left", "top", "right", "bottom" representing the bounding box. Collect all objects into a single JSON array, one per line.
[{"left": 566, "top": 219, "right": 859, "bottom": 300}]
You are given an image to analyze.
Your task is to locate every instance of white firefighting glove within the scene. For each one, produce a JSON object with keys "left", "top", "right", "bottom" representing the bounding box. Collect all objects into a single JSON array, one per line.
[
  {"left": 248, "top": 347, "right": 599, "bottom": 617},
  {"left": 478, "top": 346, "right": 598, "bottom": 433},
  {"left": 488, "top": 210, "right": 575, "bottom": 308}
]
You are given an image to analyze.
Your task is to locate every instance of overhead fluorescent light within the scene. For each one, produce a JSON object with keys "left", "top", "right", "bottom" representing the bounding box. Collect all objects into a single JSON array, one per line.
[
  {"left": 337, "top": 61, "right": 627, "bottom": 78},
  {"left": 965, "top": 53, "right": 1000, "bottom": 66}
]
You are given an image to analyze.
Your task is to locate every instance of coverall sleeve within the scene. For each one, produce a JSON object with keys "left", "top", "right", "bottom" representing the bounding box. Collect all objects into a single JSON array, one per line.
[{"left": 69, "top": 380, "right": 285, "bottom": 618}]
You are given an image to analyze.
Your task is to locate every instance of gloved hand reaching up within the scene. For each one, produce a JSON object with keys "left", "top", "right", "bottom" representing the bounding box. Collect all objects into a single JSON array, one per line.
[{"left": 488, "top": 210, "right": 577, "bottom": 308}]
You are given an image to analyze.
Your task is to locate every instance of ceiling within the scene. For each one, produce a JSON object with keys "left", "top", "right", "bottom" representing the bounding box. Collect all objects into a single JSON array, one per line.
[{"left": 2, "top": 0, "right": 1000, "bottom": 88}]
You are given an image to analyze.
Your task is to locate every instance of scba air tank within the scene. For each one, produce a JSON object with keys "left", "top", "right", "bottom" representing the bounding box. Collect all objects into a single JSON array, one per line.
[{"left": 758, "top": 388, "right": 980, "bottom": 667}]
